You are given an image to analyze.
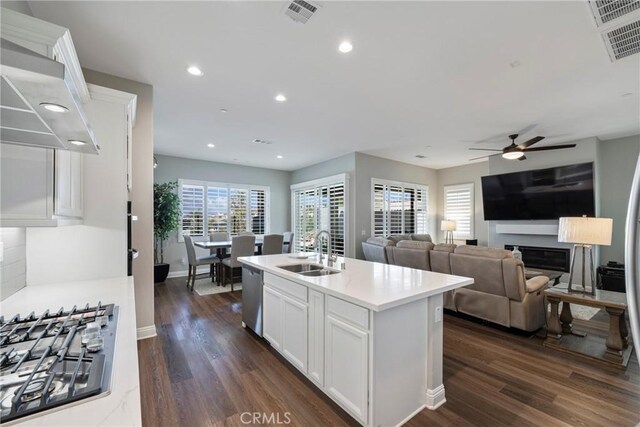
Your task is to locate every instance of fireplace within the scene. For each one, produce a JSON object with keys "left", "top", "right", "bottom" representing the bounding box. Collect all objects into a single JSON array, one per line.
[{"left": 504, "top": 245, "right": 571, "bottom": 272}]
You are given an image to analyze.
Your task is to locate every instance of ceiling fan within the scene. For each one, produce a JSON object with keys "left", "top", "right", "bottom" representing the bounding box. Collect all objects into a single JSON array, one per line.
[{"left": 469, "top": 134, "right": 576, "bottom": 161}]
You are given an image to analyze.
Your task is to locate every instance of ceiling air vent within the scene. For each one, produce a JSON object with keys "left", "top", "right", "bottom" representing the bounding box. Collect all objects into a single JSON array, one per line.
[
  {"left": 589, "top": 0, "right": 640, "bottom": 26},
  {"left": 253, "top": 139, "right": 273, "bottom": 145},
  {"left": 603, "top": 19, "right": 640, "bottom": 60},
  {"left": 284, "top": 0, "right": 319, "bottom": 24}
]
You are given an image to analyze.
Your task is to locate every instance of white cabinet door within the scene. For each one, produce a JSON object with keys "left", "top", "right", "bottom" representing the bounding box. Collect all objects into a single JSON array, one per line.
[
  {"left": 54, "top": 150, "right": 83, "bottom": 218},
  {"left": 263, "top": 285, "right": 283, "bottom": 351},
  {"left": 0, "top": 144, "right": 54, "bottom": 222},
  {"left": 325, "top": 314, "right": 369, "bottom": 425},
  {"left": 308, "top": 289, "right": 324, "bottom": 386},
  {"left": 281, "top": 295, "right": 308, "bottom": 373}
]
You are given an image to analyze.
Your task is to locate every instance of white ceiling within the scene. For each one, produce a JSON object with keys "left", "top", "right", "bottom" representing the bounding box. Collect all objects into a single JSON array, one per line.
[{"left": 28, "top": 1, "right": 640, "bottom": 171}]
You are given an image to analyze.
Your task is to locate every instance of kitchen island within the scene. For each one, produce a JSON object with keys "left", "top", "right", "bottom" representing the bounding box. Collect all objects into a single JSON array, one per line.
[{"left": 238, "top": 253, "right": 473, "bottom": 427}]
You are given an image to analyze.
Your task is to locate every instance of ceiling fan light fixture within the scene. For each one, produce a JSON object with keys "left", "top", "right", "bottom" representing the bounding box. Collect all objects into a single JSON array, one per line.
[{"left": 502, "top": 151, "right": 525, "bottom": 160}]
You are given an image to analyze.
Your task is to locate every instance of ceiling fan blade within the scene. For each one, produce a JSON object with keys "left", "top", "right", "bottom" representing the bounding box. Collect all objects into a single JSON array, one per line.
[
  {"left": 518, "top": 155, "right": 527, "bottom": 161},
  {"left": 468, "top": 148, "right": 503, "bottom": 151},
  {"left": 523, "top": 144, "right": 577, "bottom": 152},
  {"left": 469, "top": 153, "right": 501, "bottom": 161},
  {"left": 517, "top": 136, "right": 545, "bottom": 149}
]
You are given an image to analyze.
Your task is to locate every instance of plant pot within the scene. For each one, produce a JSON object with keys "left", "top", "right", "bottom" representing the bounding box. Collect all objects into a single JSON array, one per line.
[{"left": 154, "top": 263, "right": 170, "bottom": 283}]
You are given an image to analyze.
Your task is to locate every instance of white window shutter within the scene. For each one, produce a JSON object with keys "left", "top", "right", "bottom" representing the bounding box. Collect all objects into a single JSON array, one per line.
[
  {"left": 181, "top": 183, "right": 205, "bottom": 236},
  {"left": 444, "top": 183, "right": 474, "bottom": 240}
]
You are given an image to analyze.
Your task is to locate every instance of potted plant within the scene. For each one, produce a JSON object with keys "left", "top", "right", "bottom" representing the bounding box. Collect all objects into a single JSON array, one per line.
[{"left": 154, "top": 181, "right": 181, "bottom": 283}]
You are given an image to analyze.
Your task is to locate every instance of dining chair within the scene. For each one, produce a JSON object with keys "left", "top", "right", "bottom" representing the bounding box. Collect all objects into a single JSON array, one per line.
[
  {"left": 221, "top": 235, "right": 256, "bottom": 291},
  {"left": 262, "top": 234, "right": 284, "bottom": 255},
  {"left": 283, "top": 232, "right": 294, "bottom": 253},
  {"left": 184, "top": 235, "right": 219, "bottom": 292}
]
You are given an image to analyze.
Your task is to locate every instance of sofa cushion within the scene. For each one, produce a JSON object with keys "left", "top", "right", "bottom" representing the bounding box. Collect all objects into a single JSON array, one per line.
[
  {"left": 390, "top": 243, "right": 432, "bottom": 271},
  {"left": 366, "top": 236, "right": 395, "bottom": 247},
  {"left": 454, "top": 245, "right": 512, "bottom": 259},
  {"left": 429, "top": 251, "right": 452, "bottom": 274},
  {"left": 396, "top": 240, "right": 435, "bottom": 251},
  {"left": 387, "top": 234, "right": 412, "bottom": 243},
  {"left": 451, "top": 253, "right": 507, "bottom": 297},
  {"left": 410, "top": 233, "right": 433, "bottom": 242},
  {"left": 433, "top": 243, "right": 456, "bottom": 253}
]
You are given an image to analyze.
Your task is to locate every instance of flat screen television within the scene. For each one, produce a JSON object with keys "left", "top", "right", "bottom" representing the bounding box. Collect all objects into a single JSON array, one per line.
[{"left": 481, "top": 162, "right": 595, "bottom": 220}]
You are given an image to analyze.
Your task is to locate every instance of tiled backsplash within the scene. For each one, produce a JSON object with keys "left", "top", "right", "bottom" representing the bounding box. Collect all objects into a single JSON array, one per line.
[{"left": 0, "top": 228, "right": 26, "bottom": 301}]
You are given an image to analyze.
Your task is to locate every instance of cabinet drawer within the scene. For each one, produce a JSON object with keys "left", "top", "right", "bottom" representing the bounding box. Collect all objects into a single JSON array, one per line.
[
  {"left": 327, "top": 296, "right": 369, "bottom": 330},
  {"left": 264, "top": 272, "right": 307, "bottom": 303}
]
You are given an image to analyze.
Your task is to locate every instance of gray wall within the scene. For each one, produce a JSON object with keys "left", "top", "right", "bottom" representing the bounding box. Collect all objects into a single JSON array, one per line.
[
  {"left": 354, "top": 153, "right": 438, "bottom": 259},
  {"left": 84, "top": 69, "right": 156, "bottom": 336},
  {"left": 154, "top": 154, "right": 291, "bottom": 274},
  {"left": 436, "top": 161, "right": 489, "bottom": 246},
  {"left": 598, "top": 135, "right": 640, "bottom": 263}
]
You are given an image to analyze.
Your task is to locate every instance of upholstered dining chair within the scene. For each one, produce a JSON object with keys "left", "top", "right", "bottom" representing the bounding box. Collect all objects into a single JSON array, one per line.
[
  {"left": 184, "top": 235, "right": 219, "bottom": 292},
  {"left": 262, "top": 234, "right": 284, "bottom": 255},
  {"left": 221, "top": 235, "right": 256, "bottom": 291},
  {"left": 282, "top": 232, "right": 294, "bottom": 253}
]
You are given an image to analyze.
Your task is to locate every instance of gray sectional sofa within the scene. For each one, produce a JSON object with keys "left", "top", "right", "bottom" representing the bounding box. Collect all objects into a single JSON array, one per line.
[{"left": 362, "top": 237, "right": 549, "bottom": 331}]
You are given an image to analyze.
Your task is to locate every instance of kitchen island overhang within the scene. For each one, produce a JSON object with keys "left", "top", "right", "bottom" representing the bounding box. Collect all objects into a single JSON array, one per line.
[{"left": 239, "top": 254, "right": 473, "bottom": 426}]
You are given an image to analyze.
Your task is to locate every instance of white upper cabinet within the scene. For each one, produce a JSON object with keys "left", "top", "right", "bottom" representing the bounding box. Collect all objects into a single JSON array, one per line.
[{"left": 54, "top": 150, "right": 83, "bottom": 218}]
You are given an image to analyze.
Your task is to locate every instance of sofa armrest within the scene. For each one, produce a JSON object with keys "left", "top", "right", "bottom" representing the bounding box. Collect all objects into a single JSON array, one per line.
[{"left": 526, "top": 276, "right": 549, "bottom": 293}]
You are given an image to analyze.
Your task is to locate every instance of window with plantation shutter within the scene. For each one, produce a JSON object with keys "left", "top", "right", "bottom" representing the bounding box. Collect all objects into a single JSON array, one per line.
[
  {"left": 181, "top": 184, "right": 205, "bottom": 236},
  {"left": 372, "top": 179, "right": 429, "bottom": 237},
  {"left": 443, "top": 183, "right": 474, "bottom": 240},
  {"left": 250, "top": 189, "right": 266, "bottom": 234},
  {"left": 291, "top": 174, "right": 348, "bottom": 256},
  {"left": 179, "top": 179, "right": 269, "bottom": 240},
  {"left": 207, "top": 186, "right": 228, "bottom": 233}
]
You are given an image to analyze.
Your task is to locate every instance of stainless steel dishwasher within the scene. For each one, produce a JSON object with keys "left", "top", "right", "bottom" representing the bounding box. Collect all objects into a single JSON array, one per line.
[{"left": 242, "top": 265, "right": 264, "bottom": 336}]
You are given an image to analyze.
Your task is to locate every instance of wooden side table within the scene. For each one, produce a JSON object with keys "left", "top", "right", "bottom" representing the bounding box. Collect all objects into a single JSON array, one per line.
[{"left": 544, "top": 287, "right": 633, "bottom": 368}]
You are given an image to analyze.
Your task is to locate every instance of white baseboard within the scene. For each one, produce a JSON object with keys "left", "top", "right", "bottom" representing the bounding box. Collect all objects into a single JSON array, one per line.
[
  {"left": 136, "top": 325, "right": 157, "bottom": 340},
  {"left": 426, "top": 384, "right": 446, "bottom": 410}
]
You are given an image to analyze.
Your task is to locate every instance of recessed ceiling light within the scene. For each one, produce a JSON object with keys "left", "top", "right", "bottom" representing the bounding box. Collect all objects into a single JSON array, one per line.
[
  {"left": 207, "top": 143, "right": 215, "bottom": 148},
  {"left": 187, "top": 66, "right": 204, "bottom": 76},
  {"left": 338, "top": 41, "right": 353, "bottom": 53},
  {"left": 40, "top": 103, "right": 68, "bottom": 113},
  {"left": 68, "top": 140, "right": 87, "bottom": 146},
  {"left": 277, "top": 155, "right": 283, "bottom": 159},
  {"left": 220, "top": 108, "right": 228, "bottom": 113},
  {"left": 275, "top": 94, "right": 287, "bottom": 102}
]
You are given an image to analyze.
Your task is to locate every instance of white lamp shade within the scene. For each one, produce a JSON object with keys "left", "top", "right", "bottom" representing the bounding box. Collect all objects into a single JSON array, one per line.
[
  {"left": 441, "top": 220, "right": 457, "bottom": 232},
  {"left": 558, "top": 217, "right": 613, "bottom": 246}
]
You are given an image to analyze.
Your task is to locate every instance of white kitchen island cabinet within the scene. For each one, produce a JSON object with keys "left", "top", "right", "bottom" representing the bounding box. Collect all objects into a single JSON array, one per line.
[{"left": 239, "top": 254, "right": 473, "bottom": 427}]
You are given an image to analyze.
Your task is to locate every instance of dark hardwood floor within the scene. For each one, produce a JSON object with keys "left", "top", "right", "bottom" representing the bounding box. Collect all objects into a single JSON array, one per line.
[{"left": 138, "top": 278, "right": 640, "bottom": 426}]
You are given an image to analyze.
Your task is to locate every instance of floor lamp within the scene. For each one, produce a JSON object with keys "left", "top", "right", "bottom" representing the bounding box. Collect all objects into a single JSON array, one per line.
[
  {"left": 558, "top": 216, "right": 613, "bottom": 295},
  {"left": 441, "top": 220, "right": 456, "bottom": 245}
]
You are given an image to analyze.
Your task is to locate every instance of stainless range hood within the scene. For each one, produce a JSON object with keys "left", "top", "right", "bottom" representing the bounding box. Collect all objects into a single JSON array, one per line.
[{"left": 0, "top": 38, "right": 99, "bottom": 154}]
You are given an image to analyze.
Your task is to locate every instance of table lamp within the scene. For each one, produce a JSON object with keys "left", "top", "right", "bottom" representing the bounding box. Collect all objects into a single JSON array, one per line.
[
  {"left": 441, "top": 220, "right": 457, "bottom": 245},
  {"left": 558, "top": 216, "right": 613, "bottom": 295}
]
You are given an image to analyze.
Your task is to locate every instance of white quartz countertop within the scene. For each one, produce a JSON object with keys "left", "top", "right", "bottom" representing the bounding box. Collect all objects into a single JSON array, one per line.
[
  {"left": 0, "top": 277, "right": 142, "bottom": 427},
  {"left": 239, "top": 253, "right": 473, "bottom": 311}
]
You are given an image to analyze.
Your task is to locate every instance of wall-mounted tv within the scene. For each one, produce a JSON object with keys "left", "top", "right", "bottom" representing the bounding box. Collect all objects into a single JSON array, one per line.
[{"left": 481, "top": 162, "right": 595, "bottom": 220}]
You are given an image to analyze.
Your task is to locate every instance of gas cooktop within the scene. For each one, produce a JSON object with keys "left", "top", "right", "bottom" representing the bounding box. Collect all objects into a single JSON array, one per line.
[{"left": 0, "top": 302, "right": 118, "bottom": 424}]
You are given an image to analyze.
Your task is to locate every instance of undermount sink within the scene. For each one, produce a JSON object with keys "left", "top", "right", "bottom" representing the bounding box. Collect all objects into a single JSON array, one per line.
[
  {"left": 299, "top": 269, "right": 340, "bottom": 277},
  {"left": 277, "top": 263, "right": 324, "bottom": 273}
]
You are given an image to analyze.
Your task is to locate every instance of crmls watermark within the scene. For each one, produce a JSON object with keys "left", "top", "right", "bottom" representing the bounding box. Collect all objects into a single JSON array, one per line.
[{"left": 240, "top": 412, "right": 292, "bottom": 425}]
